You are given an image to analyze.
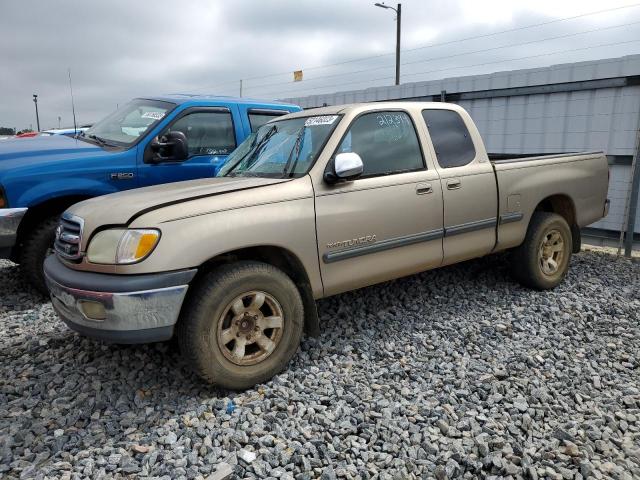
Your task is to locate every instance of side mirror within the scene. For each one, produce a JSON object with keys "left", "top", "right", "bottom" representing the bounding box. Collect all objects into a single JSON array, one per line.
[
  {"left": 149, "top": 131, "right": 188, "bottom": 163},
  {"left": 324, "top": 152, "right": 364, "bottom": 184}
]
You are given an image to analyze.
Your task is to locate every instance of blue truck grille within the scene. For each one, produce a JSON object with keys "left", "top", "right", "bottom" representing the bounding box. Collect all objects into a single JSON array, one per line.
[{"left": 54, "top": 214, "right": 83, "bottom": 261}]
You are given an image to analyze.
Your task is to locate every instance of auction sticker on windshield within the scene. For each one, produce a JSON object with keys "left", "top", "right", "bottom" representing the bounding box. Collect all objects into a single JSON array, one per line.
[
  {"left": 141, "top": 111, "right": 165, "bottom": 120},
  {"left": 305, "top": 115, "right": 338, "bottom": 127}
]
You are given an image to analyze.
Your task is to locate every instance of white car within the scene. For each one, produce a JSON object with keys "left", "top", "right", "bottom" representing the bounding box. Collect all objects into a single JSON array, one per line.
[{"left": 40, "top": 127, "right": 90, "bottom": 137}]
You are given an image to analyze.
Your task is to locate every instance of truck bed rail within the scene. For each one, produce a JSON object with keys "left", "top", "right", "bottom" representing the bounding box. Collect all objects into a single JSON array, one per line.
[{"left": 490, "top": 151, "right": 604, "bottom": 164}]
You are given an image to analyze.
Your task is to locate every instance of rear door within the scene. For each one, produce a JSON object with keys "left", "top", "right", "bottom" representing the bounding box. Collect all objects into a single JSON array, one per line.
[
  {"left": 137, "top": 106, "right": 241, "bottom": 186},
  {"left": 314, "top": 109, "right": 444, "bottom": 296},
  {"left": 421, "top": 108, "right": 497, "bottom": 265}
]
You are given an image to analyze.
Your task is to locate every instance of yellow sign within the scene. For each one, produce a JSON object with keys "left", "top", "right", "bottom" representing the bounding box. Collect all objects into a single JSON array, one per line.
[{"left": 293, "top": 70, "right": 303, "bottom": 82}]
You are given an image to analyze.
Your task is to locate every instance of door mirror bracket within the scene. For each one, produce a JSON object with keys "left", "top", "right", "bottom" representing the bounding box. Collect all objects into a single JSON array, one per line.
[{"left": 324, "top": 152, "right": 364, "bottom": 184}]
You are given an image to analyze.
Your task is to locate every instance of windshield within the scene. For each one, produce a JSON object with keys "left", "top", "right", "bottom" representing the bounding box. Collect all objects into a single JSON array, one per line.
[
  {"left": 83, "top": 99, "right": 175, "bottom": 147},
  {"left": 218, "top": 114, "right": 341, "bottom": 178}
]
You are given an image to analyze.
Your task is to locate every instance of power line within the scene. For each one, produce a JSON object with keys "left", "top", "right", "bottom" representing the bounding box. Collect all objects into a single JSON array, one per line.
[
  {"left": 256, "top": 39, "right": 640, "bottom": 99},
  {"left": 191, "top": 2, "right": 640, "bottom": 92},
  {"left": 245, "top": 20, "right": 640, "bottom": 91}
]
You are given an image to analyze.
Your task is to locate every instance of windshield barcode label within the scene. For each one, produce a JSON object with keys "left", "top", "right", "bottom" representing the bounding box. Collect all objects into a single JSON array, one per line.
[
  {"left": 305, "top": 115, "right": 338, "bottom": 126},
  {"left": 141, "top": 111, "right": 165, "bottom": 120}
]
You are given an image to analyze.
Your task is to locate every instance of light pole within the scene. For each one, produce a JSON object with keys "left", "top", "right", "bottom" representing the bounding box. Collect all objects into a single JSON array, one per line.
[
  {"left": 374, "top": 2, "right": 401, "bottom": 86},
  {"left": 32, "top": 94, "right": 40, "bottom": 132}
]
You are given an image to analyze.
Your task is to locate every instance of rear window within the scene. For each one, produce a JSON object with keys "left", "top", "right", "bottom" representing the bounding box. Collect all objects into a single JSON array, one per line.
[
  {"left": 422, "top": 109, "right": 476, "bottom": 168},
  {"left": 248, "top": 110, "right": 289, "bottom": 132}
]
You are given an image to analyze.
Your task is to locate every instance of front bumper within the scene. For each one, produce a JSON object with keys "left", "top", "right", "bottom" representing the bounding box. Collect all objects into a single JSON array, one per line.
[
  {"left": 0, "top": 208, "right": 27, "bottom": 259},
  {"left": 44, "top": 255, "right": 197, "bottom": 343}
]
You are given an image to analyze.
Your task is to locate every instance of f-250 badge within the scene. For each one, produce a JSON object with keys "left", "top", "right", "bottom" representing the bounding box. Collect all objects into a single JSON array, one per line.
[
  {"left": 327, "top": 235, "right": 376, "bottom": 249},
  {"left": 110, "top": 172, "right": 135, "bottom": 180}
]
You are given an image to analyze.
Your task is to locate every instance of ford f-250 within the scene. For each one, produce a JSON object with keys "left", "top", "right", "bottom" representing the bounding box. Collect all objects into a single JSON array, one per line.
[
  {"left": 0, "top": 95, "right": 300, "bottom": 293},
  {"left": 44, "top": 102, "right": 610, "bottom": 389}
]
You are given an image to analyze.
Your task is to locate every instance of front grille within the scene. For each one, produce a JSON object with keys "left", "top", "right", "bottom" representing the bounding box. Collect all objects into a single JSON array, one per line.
[{"left": 54, "top": 213, "right": 84, "bottom": 261}]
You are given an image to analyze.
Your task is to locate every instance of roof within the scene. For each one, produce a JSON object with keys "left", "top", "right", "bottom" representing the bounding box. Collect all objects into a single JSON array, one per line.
[
  {"left": 144, "top": 93, "right": 299, "bottom": 108},
  {"left": 282, "top": 101, "right": 456, "bottom": 118}
]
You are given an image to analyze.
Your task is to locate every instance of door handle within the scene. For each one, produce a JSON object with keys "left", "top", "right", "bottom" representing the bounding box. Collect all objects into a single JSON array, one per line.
[
  {"left": 416, "top": 183, "right": 432, "bottom": 195},
  {"left": 446, "top": 178, "right": 462, "bottom": 190}
]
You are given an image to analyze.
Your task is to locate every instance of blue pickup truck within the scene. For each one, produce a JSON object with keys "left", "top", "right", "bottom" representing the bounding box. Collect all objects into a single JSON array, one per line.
[{"left": 0, "top": 94, "right": 300, "bottom": 292}]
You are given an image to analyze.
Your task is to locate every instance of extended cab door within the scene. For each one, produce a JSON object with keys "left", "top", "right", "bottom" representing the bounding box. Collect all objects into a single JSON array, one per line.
[
  {"left": 421, "top": 108, "right": 497, "bottom": 265},
  {"left": 137, "top": 106, "right": 243, "bottom": 186},
  {"left": 314, "top": 110, "right": 444, "bottom": 296}
]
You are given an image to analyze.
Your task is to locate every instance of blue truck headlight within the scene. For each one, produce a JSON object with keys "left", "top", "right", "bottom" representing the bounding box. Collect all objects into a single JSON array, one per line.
[{"left": 87, "top": 229, "right": 160, "bottom": 264}]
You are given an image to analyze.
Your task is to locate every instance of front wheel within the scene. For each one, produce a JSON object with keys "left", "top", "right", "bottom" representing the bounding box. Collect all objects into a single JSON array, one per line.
[
  {"left": 511, "top": 212, "right": 572, "bottom": 290},
  {"left": 19, "top": 215, "right": 60, "bottom": 295},
  {"left": 177, "top": 261, "right": 304, "bottom": 389}
]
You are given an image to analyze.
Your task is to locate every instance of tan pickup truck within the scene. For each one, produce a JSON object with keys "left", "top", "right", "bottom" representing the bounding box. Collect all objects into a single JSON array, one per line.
[{"left": 44, "top": 102, "right": 610, "bottom": 388}]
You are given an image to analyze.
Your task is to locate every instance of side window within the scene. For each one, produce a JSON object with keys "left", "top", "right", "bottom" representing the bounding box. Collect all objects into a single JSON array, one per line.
[
  {"left": 164, "top": 111, "right": 236, "bottom": 156},
  {"left": 422, "top": 109, "right": 476, "bottom": 168},
  {"left": 248, "top": 110, "right": 287, "bottom": 132},
  {"left": 337, "top": 111, "right": 424, "bottom": 177}
]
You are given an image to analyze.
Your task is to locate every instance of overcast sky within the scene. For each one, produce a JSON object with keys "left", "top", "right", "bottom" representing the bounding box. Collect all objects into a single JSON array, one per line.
[{"left": 1, "top": 0, "right": 639, "bottom": 130}]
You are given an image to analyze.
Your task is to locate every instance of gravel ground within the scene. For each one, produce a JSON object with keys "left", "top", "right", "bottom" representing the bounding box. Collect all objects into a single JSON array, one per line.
[{"left": 0, "top": 250, "right": 638, "bottom": 480}]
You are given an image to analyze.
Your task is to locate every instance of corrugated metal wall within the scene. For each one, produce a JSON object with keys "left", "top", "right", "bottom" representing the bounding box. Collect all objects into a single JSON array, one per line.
[{"left": 283, "top": 55, "right": 640, "bottom": 233}]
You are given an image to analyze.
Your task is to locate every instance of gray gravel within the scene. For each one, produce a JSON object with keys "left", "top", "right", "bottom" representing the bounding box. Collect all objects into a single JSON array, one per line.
[{"left": 1, "top": 251, "right": 639, "bottom": 479}]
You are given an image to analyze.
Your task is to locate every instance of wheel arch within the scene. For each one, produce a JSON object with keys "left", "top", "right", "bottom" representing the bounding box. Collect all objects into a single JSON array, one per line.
[
  {"left": 533, "top": 194, "right": 581, "bottom": 253},
  {"left": 13, "top": 195, "right": 92, "bottom": 260},
  {"left": 193, "top": 245, "right": 320, "bottom": 336}
]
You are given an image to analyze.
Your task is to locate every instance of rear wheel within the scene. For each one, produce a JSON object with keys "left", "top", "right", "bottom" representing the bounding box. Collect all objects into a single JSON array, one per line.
[
  {"left": 177, "top": 261, "right": 304, "bottom": 389},
  {"left": 511, "top": 212, "right": 572, "bottom": 290},
  {"left": 19, "top": 215, "right": 59, "bottom": 295}
]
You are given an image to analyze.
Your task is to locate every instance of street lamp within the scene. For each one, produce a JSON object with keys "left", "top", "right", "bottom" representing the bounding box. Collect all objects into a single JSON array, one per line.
[
  {"left": 32, "top": 94, "right": 40, "bottom": 132},
  {"left": 374, "top": 2, "right": 401, "bottom": 86}
]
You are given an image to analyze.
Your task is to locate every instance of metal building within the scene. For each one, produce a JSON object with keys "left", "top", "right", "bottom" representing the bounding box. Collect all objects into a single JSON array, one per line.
[{"left": 283, "top": 54, "right": 640, "bottom": 237}]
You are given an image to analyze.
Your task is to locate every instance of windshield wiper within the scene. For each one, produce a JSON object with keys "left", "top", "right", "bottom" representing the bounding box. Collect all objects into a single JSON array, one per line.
[
  {"left": 282, "top": 126, "right": 306, "bottom": 178},
  {"left": 87, "top": 134, "right": 109, "bottom": 146},
  {"left": 77, "top": 132, "right": 116, "bottom": 147},
  {"left": 224, "top": 125, "right": 278, "bottom": 177}
]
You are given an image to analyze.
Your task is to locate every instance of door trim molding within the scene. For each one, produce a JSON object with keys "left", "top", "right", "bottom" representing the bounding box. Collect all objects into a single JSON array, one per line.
[
  {"left": 499, "top": 212, "right": 524, "bottom": 224},
  {"left": 444, "top": 217, "right": 497, "bottom": 237},
  {"left": 322, "top": 228, "right": 444, "bottom": 264}
]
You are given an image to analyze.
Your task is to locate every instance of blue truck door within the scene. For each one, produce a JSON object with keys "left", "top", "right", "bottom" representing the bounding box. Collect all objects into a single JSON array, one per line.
[{"left": 137, "top": 105, "right": 244, "bottom": 186}]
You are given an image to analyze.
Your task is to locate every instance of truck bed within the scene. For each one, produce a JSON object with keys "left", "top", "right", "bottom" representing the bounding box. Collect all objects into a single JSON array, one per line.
[{"left": 489, "top": 150, "right": 609, "bottom": 252}]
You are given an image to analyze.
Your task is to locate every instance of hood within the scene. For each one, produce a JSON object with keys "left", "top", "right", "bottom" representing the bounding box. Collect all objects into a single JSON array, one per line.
[
  {"left": 69, "top": 176, "right": 290, "bottom": 238},
  {"left": 0, "top": 135, "right": 107, "bottom": 170}
]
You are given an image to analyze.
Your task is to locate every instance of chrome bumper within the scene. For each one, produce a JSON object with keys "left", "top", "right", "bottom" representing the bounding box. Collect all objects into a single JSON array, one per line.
[
  {"left": 0, "top": 208, "right": 27, "bottom": 255},
  {"left": 44, "top": 256, "right": 196, "bottom": 344}
]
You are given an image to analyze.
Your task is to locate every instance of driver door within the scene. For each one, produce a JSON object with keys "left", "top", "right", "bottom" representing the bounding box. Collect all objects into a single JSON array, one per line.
[
  {"left": 314, "top": 110, "right": 444, "bottom": 296},
  {"left": 137, "top": 107, "right": 241, "bottom": 186}
]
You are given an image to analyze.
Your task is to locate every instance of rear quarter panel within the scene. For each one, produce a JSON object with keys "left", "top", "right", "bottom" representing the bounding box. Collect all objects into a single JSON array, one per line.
[{"left": 494, "top": 153, "right": 608, "bottom": 250}]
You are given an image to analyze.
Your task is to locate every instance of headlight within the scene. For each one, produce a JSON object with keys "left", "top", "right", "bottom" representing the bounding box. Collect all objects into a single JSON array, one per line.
[{"left": 87, "top": 229, "right": 160, "bottom": 264}]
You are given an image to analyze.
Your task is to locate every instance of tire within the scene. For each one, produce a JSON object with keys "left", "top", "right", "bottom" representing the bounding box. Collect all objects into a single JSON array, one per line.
[
  {"left": 19, "top": 215, "right": 60, "bottom": 295},
  {"left": 177, "top": 261, "right": 304, "bottom": 389},
  {"left": 511, "top": 212, "right": 572, "bottom": 290}
]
